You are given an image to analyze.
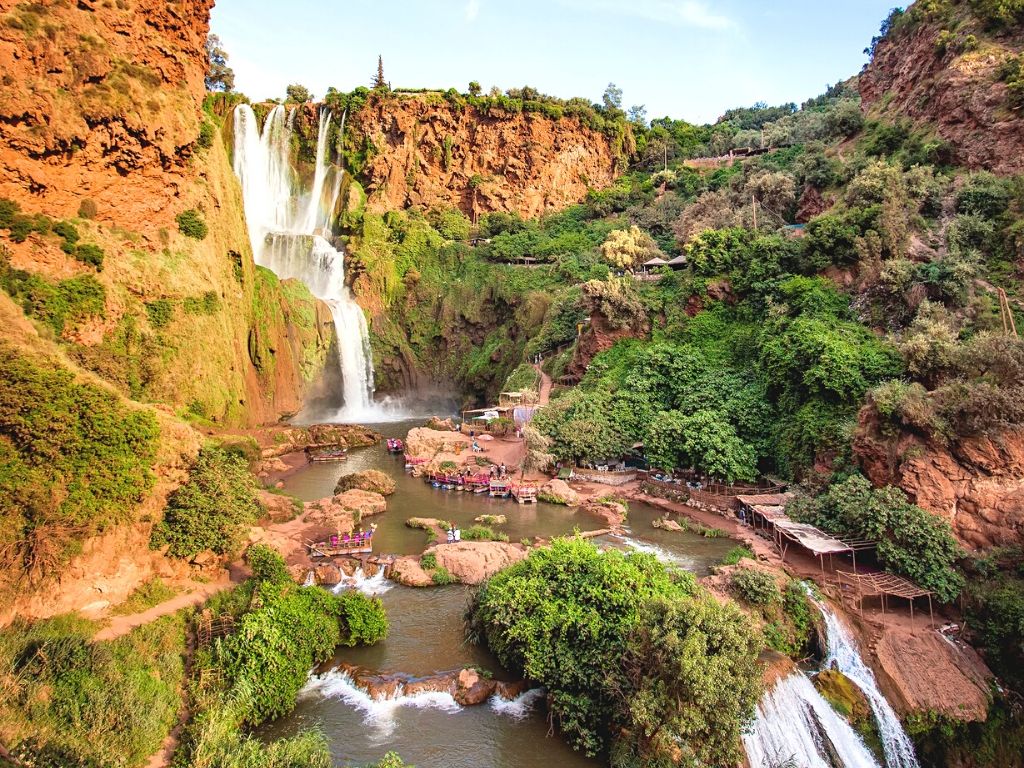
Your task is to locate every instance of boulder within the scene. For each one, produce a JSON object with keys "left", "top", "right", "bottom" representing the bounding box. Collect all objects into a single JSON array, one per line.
[
  {"left": 434, "top": 542, "right": 528, "bottom": 585},
  {"left": 494, "top": 679, "right": 531, "bottom": 701},
  {"left": 582, "top": 500, "right": 627, "bottom": 528},
  {"left": 426, "top": 416, "right": 457, "bottom": 431},
  {"left": 455, "top": 668, "right": 498, "bottom": 706},
  {"left": 386, "top": 557, "right": 434, "bottom": 587},
  {"left": 474, "top": 514, "right": 507, "bottom": 525},
  {"left": 406, "top": 427, "right": 467, "bottom": 460},
  {"left": 305, "top": 490, "right": 388, "bottom": 529},
  {"left": 652, "top": 516, "right": 683, "bottom": 532},
  {"left": 258, "top": 489, "right": 301, "bottom": 523},
  {"left": 334, "top": 469, "right": 397, "bottom": 496},
  {"left": 314, "top": 565, "right": 342, "bottom": 586},
  {"left": 539, "top": 479, "right": 580, "bottom": 506}
]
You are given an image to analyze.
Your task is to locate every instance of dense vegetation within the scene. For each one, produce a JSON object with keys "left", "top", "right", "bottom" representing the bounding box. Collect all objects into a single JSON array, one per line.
[
  {"left": 1, "top": 613, "right": 186, "bottom": 766},
  {"left": 175, "top": 546, "right": 388, "bottom": 767},
  {"left": 150, "top": 447, "right": 262, "bottom": 560},
  {"left": 467, "top": 538, "right": 761, "bottom": 765},
  {"left": 0, "top": 345, "right": 159, "bottom": 585}
]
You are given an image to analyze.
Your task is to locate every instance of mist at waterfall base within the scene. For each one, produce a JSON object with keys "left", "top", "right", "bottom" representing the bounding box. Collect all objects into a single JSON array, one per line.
[{"left": 233, "top": 103, "right": 441, "bottom": 422}]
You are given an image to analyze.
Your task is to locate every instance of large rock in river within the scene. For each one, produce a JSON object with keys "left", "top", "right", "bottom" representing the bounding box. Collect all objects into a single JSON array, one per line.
[
  {"left": 334, "top": 469, "right": 397, "bottom": 496},
  {"left": 405, "top": 427, "right": 466, "bottom": 459},
  {"left": 305, "top": 489, "right": 387, "bottom": 529},
  {"left": 539, "top": 479, "right": 580, "bottom": 506},
  {"left": 435, "top": 541, "right": 527, "bottom": 585}
]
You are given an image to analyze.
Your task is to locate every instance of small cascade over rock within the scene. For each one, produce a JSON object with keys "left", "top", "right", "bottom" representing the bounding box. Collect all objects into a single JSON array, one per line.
[
  {"left": 232, "top": 103, "right": 377, "bottom": 420},
  {"left": 744, "top": 672, "right": 882, "bottom": 768},
  {"left": 815, "top": 597, "right": 921, "bottom": 768}
]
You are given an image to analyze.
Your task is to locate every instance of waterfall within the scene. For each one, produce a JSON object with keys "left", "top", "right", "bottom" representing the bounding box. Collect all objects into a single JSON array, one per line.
[
  {"left": 816, "top": 600, "right": 921, "bottom": 768},
  {"left": 232, "top": 103, "right": 376, "bottom": 420},
  {"left": 744, "top": 673, "right": 882, "bottom": 768}
]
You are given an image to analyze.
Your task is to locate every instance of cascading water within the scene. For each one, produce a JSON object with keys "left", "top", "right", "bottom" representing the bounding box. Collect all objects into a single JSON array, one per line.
[
  {"left": 232, "top": 103, "right": 376, "bottom": 420},
  {"left": 815, "top": 598, "right": 921, "bottom": 768},
  {"left": 743, "top": 673, "right": 881, "bottom": 768}
]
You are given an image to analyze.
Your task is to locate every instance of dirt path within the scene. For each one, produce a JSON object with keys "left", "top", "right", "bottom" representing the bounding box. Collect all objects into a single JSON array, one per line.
[
  {"left": 92, "top": 576, "right": 235, "bottom": 642},
  {"left": 534, "top": 363, "right": 552, "bottom": 405}
]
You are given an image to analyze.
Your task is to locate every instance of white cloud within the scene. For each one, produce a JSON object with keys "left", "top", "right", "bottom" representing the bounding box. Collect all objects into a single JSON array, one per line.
[
  {"left": 465, "top": 0, "right": 481, "bottom": 21},
  {"left": 558, "top": 0, "right": 733, "bottom": 30}
]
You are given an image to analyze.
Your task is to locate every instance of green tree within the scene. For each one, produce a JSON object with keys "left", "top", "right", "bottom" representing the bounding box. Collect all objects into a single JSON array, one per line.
[
  {"left": 286, "top": 83, "right": 312, "bottom": 103},
  {"left": 599, "top": 225, "right": 662, "bottom": 272},
  {"left": 468, "top": 539, "right": 760, "bottom": 762},
  {"left": 205, "top": 33, "right": 235, "bottom": 92},
  {"left": 602, "top": 82, "right": 623, "bottom": 111},
  {"left": 151, "top": 448, "right": 261, "bottom": 559},
  {"left": 645, "top": 409, "right": 757, "bottom": 482},
  {"left": 372, "top": 55, "right": 387, "bottom": 89},
  {"left": 468, "top": 80, "right": 482, "bottom": 97}
]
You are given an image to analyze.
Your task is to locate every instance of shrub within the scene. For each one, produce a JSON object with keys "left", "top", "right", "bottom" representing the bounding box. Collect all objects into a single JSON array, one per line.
[
  {"left": 721, "top": 546, "right": 755, "bottom": 566},
  {"left": 145, "top": 298, "right": 173, "bottom": 329},
  {"left": 0, "top": 614, "right": 185, "bottom": 764},
  {"left": 462, "top": 524, "right": 497, "bottom": 541},
  {"left": 0, "top": 197, "right": 18, "bottom": 228},
  {"left": 111, "top": 577, "right": 176, "bottom": 615},
  {"left": 77, "top": 199, "right": 98, "bottom": 219},
  {"left": 176, "top": 208, "right": 208, "bottom": 240},
  {"left": 468, "top": 538, "right": 760, "bottom": 762},
  {"left": 0, "top": 345, "right": 159, "bottom": 580},
  {"left": 790, "top": 474, "right": 964, "bottom": 602},
  {"left": 184, "top": 290, "right": 219, "bottom": 315},
  {"left": 197, "top": 119, "right": 216, "bottom": 149},
  {"left": 431, "top": 566, "right": 456, "bottom": 585},
  {"left": 74, "top": 243, "right": 104, "bottom": 269},
  {"left": 52, "top": 220, "right": 79, "bottom": 247},
  {"left": 150, "top": 448, "right": 261, "bottom": 559},
  {"left": 420, "top": 552, "right": 438, "bottom": 570},
  {"left": 245, "top": 543, "right": 292, "bottom": 584},
  {"left": 337, "top": 590, "right": 389, "bottom": 646},
  {"left": 730, "top": 568, "right": 780, "bottom": 606}
]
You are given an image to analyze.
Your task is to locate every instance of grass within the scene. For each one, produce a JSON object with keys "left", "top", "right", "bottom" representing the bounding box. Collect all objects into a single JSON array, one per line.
[
  {"left": 431, "top": 566, "right": 456, "bottom": 585},
  {"left": 720, "top": 546, "right": 755, "bottom": 566},
  {"left": 111, "top": 578, "right": 177, "bottom": 615},
  {"left": 0, "top": 612, "right": 186, "bottom": 765}
]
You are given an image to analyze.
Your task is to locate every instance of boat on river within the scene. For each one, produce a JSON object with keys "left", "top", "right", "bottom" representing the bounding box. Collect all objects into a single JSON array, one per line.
[
  {"left": 310, "top": 526, "right": 376, "bottom": 556},
  {"left": 386, "top": 438, "right": 404, "bottom": 453},
  {"left": 511, "top": 483, "right": 538, "bottom": 504},
  {"left": 489, "top": 479, "right": 511, "bottom": 498},
  {"left": 307, "top": 445, "right": 348, "bottom": 463}
]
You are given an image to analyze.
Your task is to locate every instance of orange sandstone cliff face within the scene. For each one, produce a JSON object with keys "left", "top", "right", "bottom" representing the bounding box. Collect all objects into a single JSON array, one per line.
[
  {"left": 347, "top": 95, "right": 622, "bottom": 219},
  {"left": 0, "top": 0, "right": 333, "bottom": 426},
  {"left": 0, "top": 0, "right": 211, "bottom": 227},
  {"left": 855, "top": 410, "right": 1024, "bottom": 550},
  {"left": 860, "top": 16, "right": 1024, "bottom": 175}
]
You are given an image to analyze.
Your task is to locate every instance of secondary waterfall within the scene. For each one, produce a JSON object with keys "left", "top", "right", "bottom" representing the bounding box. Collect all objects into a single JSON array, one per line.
[
  {"left": 232, "top": 103, "right": 375, "bottom": 420},
  {"left": 816, "top": 599, "right": 921, "bottom": 768},
  {"left": 743, "top": 673, "right": 881, "bottom": 768}
]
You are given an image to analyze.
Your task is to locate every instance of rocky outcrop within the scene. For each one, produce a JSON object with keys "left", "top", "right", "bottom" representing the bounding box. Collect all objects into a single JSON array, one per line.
[
  {"left": 334, "top": 469, "right": 397, "bottom": 496},
  {"left": 855, "top": 412, "right": 1024, "bottom": 549},
  {"left": 305, "top": 490, "right": 388, "bottom": 527},
  {"left": 323, "top": 661, "right": 533, "bottom": 708},
  {"left": 582, "top": 499, "right": 628, "bottom": 529},
  {"left": 388, "top": 541, "right": 527, "bottom": 586},
  {"left": 346, "top": 93, "right": 620, "bottom": 219},
  {"left": 860, "top": 14, "right": 1024, "bottom": 175},
  {"left": 405, "top": 427, "right": 466, "bottom": 459},
  {"left": 539, "top": 479, "right": 580, "bottom": 507}
]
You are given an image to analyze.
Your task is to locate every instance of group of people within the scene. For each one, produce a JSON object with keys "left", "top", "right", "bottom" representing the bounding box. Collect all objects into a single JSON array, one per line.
[
  {"left": 330, "top": 523, "right": 377, "bottom": 549},
  {"left": 489, "top": 463, "right": 508, "bottom": 479},
  {"left": 446, "top": 523, "right": 462, "bottom": 543}
]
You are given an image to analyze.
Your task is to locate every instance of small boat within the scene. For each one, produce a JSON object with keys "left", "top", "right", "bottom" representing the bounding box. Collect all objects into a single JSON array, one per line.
[
  {"left": 489, "top": 479, "right": 510, "bottom": 498},
  {"left": 307, "top": 446, "right": 348, "bottom": 463},
  {"left": 387, "top": 438, "right": 404, "bottom": 453},
  {"left": 511, "top": 483, "right": 538, "bottom": 504}
]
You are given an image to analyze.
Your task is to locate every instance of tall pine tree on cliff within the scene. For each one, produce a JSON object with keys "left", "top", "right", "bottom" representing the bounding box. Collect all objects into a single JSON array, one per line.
[{"left": 372, "top": 55, "right": 387, "bottom": 90}]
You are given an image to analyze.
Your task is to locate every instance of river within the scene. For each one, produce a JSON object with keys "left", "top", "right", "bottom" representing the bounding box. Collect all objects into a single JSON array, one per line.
[{"left": 263, "top": 419, "right": 738, "bottom": 767}]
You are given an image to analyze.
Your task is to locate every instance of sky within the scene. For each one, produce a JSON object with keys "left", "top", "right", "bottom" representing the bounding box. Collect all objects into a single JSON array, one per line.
[{"left": 210, "top": 0, "right": 898, "bottom": 125}]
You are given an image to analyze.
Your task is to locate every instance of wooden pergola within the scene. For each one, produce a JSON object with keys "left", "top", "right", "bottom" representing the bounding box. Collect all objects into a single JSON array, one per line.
[{"left": 836, "top": 570, "right": 936, "bottom": 629}]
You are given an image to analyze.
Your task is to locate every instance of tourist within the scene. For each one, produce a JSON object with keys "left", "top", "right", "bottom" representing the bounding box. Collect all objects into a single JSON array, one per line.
[
  {"left": 447, "top": 526, "right": 455, "bottom": 544},
  {"left": 453, "top": 526, "right": 461, "bottom": 542}
]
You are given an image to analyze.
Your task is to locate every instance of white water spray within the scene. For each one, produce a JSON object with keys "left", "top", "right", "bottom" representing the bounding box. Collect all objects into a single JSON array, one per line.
[
  {"left": 744, "top": 673, "right": 882, "bottom": 768},
  {"left": 331, "top": 566, "right": 393, "bottom": 597},
  {"left": 232, "top": 103, "right": 377, "bottom": 420},
  {"left": 815, "top": 599, "right": 921, "bottom": 768}
]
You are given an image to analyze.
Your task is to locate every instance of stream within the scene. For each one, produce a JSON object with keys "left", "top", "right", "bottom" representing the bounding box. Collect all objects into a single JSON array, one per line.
[{"left": 261, "top": 420, "right": 736, "bottom": 766}]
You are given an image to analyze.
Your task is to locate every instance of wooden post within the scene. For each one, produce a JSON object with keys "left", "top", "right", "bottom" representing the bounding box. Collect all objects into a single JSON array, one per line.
[{"left": 752, "top": 196, "right": 758, "bottom": 231}]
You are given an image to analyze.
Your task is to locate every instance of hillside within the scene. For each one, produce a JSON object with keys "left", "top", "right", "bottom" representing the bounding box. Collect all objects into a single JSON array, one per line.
[{"left": 861, "top": 0, "right": 1024, "bottom": 173}]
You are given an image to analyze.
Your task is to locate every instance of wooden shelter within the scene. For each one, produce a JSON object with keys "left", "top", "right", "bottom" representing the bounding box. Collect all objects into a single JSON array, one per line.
[
  {"left": 665, "top": 254, "right": 688, "bottom": 270},
  {"left": 836, "top": 571, "right": 935, "bottom": 629}
]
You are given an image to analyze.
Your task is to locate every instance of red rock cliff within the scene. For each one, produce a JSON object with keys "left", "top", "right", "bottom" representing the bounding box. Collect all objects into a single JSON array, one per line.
[
  {"left": 860, "top": 12, "right": 1024, "bottom": 175},
  {"left": 347, "top": 94, "right": 623, "bottom": 219},
  {"left": 855, "top": 409, "right": 1024, "bottom": 550},
  {"left": 0, "top": 0, "right": 212, "bottom": 226}
]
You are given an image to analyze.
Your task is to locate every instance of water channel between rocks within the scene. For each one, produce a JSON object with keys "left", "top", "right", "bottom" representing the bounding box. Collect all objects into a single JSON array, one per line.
[{"left": 264, "top": 419, "right": 737, "bottom": 767}]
